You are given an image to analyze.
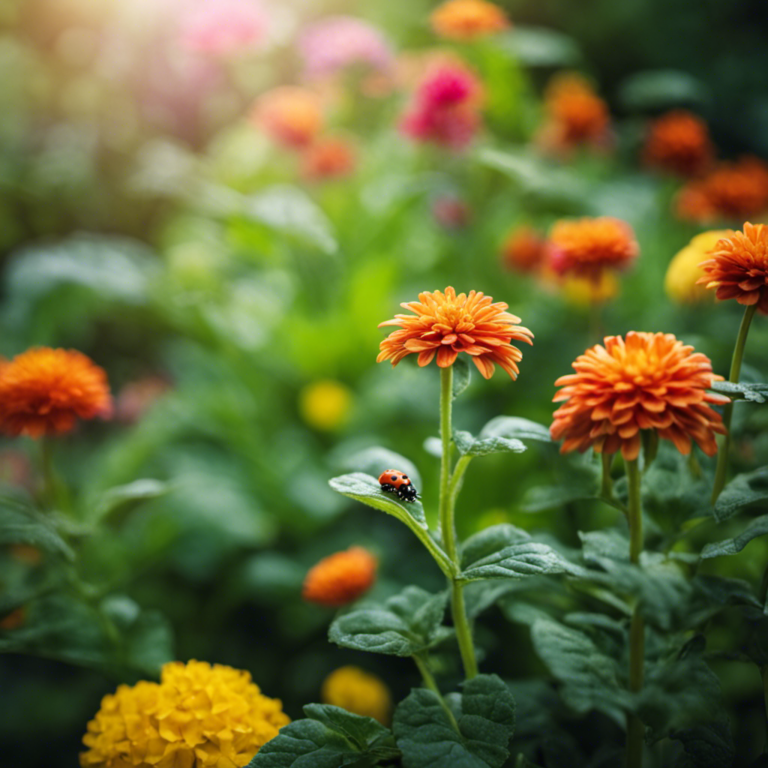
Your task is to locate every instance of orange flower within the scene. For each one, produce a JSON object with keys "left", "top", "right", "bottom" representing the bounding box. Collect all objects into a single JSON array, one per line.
[
  {"left": 676, "top": 157, "right": 768, "bottom": 223},
  {"left": 430, "top": 0, "right": 509, "bottom": 40},
  {"left": 697, "top": 222, "right": 768, "bottom": 314},
  {"left": 0, "top": 607, "right": 25, "bottom": 631},
  {"left": 551, "top": 332, "right": 728, "bottom": 460},
  {"left": 377, "top": 287, "right": 533, "bottom": 380},
  {"left": 501, "top": 225, "right": 546, "bottom": 274},
  {"left": 643, "top": 110, "right": 713, "bottom": 177},
  {"left": 302, "top": 547, "right": 377, "bottom": 607},
  {"left": 0, "top": 348, "right": 112, "bottom": 438},
  {"left": 302, "top": 137, "right": 356, "bottom": 180},
  {"left": 547, "top": 217, "right": 639, "bottom": 280},
  {"left": 252, "top": 87, "right": 324, "bottom": 149}
]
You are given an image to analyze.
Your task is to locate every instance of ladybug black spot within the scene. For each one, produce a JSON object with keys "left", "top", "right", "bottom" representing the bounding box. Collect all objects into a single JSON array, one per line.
[{"left": 391, "top": 475, "right": 397, "bottom": 482}]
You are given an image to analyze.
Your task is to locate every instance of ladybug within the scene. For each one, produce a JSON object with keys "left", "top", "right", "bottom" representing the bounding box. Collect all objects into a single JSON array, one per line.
[{"left": 378, "top": 469, "right": 418, "bottom": 503}]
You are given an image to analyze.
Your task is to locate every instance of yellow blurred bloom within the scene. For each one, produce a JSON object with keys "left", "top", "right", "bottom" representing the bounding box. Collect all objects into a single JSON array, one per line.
[
  {"left": 321, "top": 666, "right": 392, "bottom": 725},
  {"left": 80, "top": 660, "right": 289, "bottom": 768},
  {"left": 430, "top": 0, "right": 509, "bottom": 40},
  {"left": 560, "top": 271, "right": 619, "bottom": 306},
  {"left": 665, "top": 230, "right": 729, "bottom": 304},
  {"left": 299, "top": 380, "right": 353, "bottom": 431}
]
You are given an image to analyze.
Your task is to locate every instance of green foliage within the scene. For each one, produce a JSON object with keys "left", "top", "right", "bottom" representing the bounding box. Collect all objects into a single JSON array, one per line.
[
  {"left": 0, "top": 491, "right": 73, "bottom": 559},
  {"left": 713, "top": 468, "right": 768, "bottom": 522},
  {"left": 712, "top": 381, "right": 768, "bottom": 404},
  {"left": 248, "top": 705, "right": 399, "bottom": 767},
  {"left": 498, "top": 27, "right": 583, "bottom": 68},
  {"left": 452, "top": 430, "right": 526, "bottom": 457},
  {"left": 88, "top": 479, "right": 171, "bottom": 525},
  {"left": 701, "top": 514, "right": 768, "bottom": 559},
  {"left": 393, "top": 675, "right": 515, "bottom": 768},
  {"left": 452, "top": 358, "right": 472, "bottom": 400},
  {"left": 339, "top": 448, "right": 423, "bottom": 491},
  {"left": 618, "top": 70, "right": 711, "bottom": 111}
]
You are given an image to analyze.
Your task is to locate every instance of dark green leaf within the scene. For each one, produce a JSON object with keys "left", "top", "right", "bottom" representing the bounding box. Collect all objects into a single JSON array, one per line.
[
  {"left": 713, "top": 468, "right": 768, "bottom": 522},
  {"left": 0, "top": 493, "right": 73, "bottom": 559},
  {"left": 249, "top": 704, "right": 398, "bottom": 767},
  {"left": 393, "top": 674, "right": 515, "bottom": 768},
  {"left": 329, "top": 586, "right": 451, "bottom": 657},
  {"left": 521, "top": 460, "right": 600, "bottom": 513},
  {"left": 701, "top": 514, "right": 768, "bottom": 559},
  {"left": 453, "top": 430, "right": 526, "bottom": 457},
  {"left": 461, "top": 524, "right": 532, "bottom": 569},
  {"left": 619, "top": 70, "right": 711, "bottom": 111},
  {"left": 91, "top": 479, "right": 170, "bottom": 523},
  {"left": 671, "top": 717, "right": 735, "bottom": 768},
  {"left": 479, "top": 416, "right": 552, "bottom": 444},
  {"left": 711, "top": 381, "right": 768, "bottom": 404},
  {"left": 452, "top": 358, "right": 471, "bottom": 400},
  {"left": 340, "top": 448, "right": 422, "bottom": 491}
]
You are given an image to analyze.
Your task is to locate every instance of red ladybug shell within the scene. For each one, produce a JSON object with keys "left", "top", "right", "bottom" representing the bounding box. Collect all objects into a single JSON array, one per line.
[{"left": 378, "top": 469, "right": 411, "bottom": 488}]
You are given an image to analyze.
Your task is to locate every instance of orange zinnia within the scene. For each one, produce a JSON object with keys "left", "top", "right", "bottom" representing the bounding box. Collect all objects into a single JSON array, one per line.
[
  {"left": 551, "top": 332, "right": 728, "bottom": 461},
  {"left": 430, "top": 0, "right": 509, "bottom": 40},
  {"left": 643, "top": 110, "right": 713, "bottom": 177},
  {"left": 0, "top": 348, "right": 112, "bottom": 438},
  {"left": 697, "top": 222, "right": 768, "bottom": 314},
  {"left": 251, "top": 86, "right": 324, "bottom": 149},
  {"left": 302, "top": 137, "right": 356, "bottom": 181},
  {"left": 377, "top": 287, "right": 533, "bottom": 380},
  {"left": 302, "top": 547, "right": 377, "bottom": 607},
  {"left": 501, "top": 225, "right": 546, "bottom": 274},
  {"left": 547, "top": 217, "right": 639, "bottom": 280}
]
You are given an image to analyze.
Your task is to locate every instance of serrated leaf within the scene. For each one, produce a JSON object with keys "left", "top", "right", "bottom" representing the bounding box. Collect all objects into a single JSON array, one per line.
[
  {"left": 580, "top": 530, "right": 630, "bottom": 563},
  {"left": 479, "top": 416, "right": 552, "bottom": 444},
  {"left": 452, "top": 358, "right": 471, "bottom": 400},
  {"left": 711, "top": 381, "right": 768, "bottom": 403},
  {"left": 339, "top": 448, "right": 422, "bottom": 491},
  {"left": 329, "top": 586, "right": 451, "bottom": 657},
  {"left": 393, "top": 674, "right": 515, "bottom": 768},
  {"left": 91, "top": 479, "right": 170, "bottom": 523},
  {"left": 0, "top": 493, "right": 73, "bottom": 559},
  {"left": 713, "top": 468, "right": 768, "bottom": 521},
  {"left": 249, "top": 704, "right": 398, "bottom": 767},
  {"left": 530, "top": 618, "right": 630, "bottom": 726},
  {"left": 701, "top": 514, "right": 768, "bottom": 559},
  {"left": 461, "top": 524, "right": 532, "bottom": 569}
]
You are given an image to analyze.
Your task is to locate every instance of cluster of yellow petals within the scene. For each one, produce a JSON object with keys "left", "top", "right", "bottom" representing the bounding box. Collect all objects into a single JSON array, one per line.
[
  {"left": 665, "top": 230, "right": 728, "bottom": 304},
  {"left": 551, "top": 332, "right": 728, "bottom": 461},
  {"left": 0, "top": 347, "right": 112, "bottom": 438},
  {"left": 251, "top": 87, "right": 324, "bottom": 149},
  {"left": 430, "top": 0, "right": 509, "bottom": 40},
  {"left": 80, "top": 661, "right": 289, "bottom": 768},
  {"left": 321, "top": 666, "right": 392, "bottom": 725},
  {"left": 698, "top": 222, "right": 768, "bottom": 314},
  {"left": 377, "top": 287, "right": 533, "bottom": 380},
  {"left": 643, "top": 110, "right": 713, "bottom": 177},
  {"left": 302, "top": 546, "right": 377, "bottom": 607}
]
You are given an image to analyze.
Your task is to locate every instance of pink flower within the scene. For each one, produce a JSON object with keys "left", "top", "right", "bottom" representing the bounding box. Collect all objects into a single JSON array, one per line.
[
  {"left": 179, "top": 0, "right": 268, "bottom": 57},
  {"left": 299, "top": 16, "right": 393, "bottom": 79}
]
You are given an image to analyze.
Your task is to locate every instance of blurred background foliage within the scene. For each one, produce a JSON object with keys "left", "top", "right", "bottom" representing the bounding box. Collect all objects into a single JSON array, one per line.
[{"left": 2, "top": 0, "right": 768, "bottom": 765}]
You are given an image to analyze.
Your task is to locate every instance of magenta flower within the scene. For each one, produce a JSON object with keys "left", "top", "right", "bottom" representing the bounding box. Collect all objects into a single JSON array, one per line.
[{"left": 179, "top": 0, "right": 268, "bottom": 57}]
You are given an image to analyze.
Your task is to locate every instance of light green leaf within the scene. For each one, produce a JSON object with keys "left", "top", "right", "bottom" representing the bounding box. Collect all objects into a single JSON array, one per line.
[
  {"left": 329, "top": 586, "right": 451, "bottom": 657},
  {"left": 0, "top": 492, "right": 73, "bottom": 559},
  {"left": 713, "top": 468, "right": 768, "bottom": 522},
  {"left": 453, "top": 430, "right": 526, "bottom": 457},
  {"left": 618, "top": 70, "right": 711, "bottom": 111},
  {"left": 249, "top": 704, "right": 398, "bottom": 767},
  {"left": 452, "top": 358, "right": 471, "bottom": 400},
  {"left": 497, "top": 26, "right": 582, "bottom": 68},
  {"left": 479, "top": 416, "right": 552, "bottom": 444},
  {"left": 701, "top": 514, "right": 768, "bottom": 559},
  {"left": 393, "top": 674, "right": 515, "bottom": 768},
  {"left": 339, "top": 448, "right": 422, "bottom": 490},
  {"left": 711, "top": 381, "right": 768, "bottom": 403},
  {"left": 91, "top": 479, "right": 171, "bottom": 523}
]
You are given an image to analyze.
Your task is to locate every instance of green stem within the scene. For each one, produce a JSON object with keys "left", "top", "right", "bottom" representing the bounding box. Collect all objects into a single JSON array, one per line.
[
  {"left": 38, "top": 438, "right": 57, "bottom": 510},
  {"left": 712, "top": 303, "right": 758, "bottom": 504},
  {"left": 600, "top": 452, "right": 614, "bottom": 500},
  {"left": 625, "top": 457, "right": 645, "bottom": 768},
  {"left": 413, "top": 654, "right": 460, "bottom": 733},
  {"left": 451, "top": 581, "right": 478, "bottom": 679}
]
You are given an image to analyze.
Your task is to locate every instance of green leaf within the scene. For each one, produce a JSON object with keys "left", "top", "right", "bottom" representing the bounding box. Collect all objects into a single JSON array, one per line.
[
  {"left": 521, "top": 459, "right": 600, "bottom": 513},
  {"left": 530, "top": 618, "right": 630, "bottom": 726},
  {"left": 711, "top": 381, "right": 768, "bottom": 403},
  {"left": 90, "top": 479, "right": 170, "bottom": 523},
  {"left": 618, "top": 70, "right": 711, "bottom": 111},
  {"left": 497, "top": 26, "right": 582, "bottom": 68},
  {"left": 249, "top": 704, "right": 398, "bottom": 767},
  {"left": 453, "top": 430, "right": 526, "bottom": 457},
  {"left": 452, "top": 358, "right": 471, "bottom": 400},
  {"left": 339, "top": 448, "right": 422, "bottom": 491},
  {"left": 701, "top": 514, "right": 768, "bottom": 559},
  {"left": 0, "top": 492, "right": 73, "bottom": 559},
  {"left": 479, "top": 416, "right": 552, "bottom": 444},
  {"left": 329, "top": 586, "right": 451, "bottom": 657},
  {"left": 393, "top": 674, "right": 515, "bottom": 768},
  {"left": 461, "top": 524, "right": 532, "bottom": 568},
  {"left": 713, "top": 468, "right": 768, "bottom": 522},
  {"left": 670, "top": 717, "right": 735, "bottom": 768}
]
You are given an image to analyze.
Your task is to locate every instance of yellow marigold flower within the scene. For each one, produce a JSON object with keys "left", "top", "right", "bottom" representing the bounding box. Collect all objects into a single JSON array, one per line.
[
  {"left": 665, "top": 230, "right": 729, "bottom": 304},
  {"left": 302, "top": 546, "right": 377, "bottom": 607},
  {"left": 321, "top": 666, "right": 392, "bottom": 725},
  {"left": 430, "top": 0, "right": 509, "bottom": 41},
  {"left": 80, "top": 660, "right": 289, "bottom": 768},
  {"left": 551, "top": 332, "right": 728, "bottom": 461},
  {"left": 0, "top": 348, "right": 112, "bottom": 438},
  {"left": 251, "top": 86, "right": 324, "bottom": 149},
  {"left": 377, "top": 287, "right": 533, "bottom": 380},
  {"left": 697, "top": 222, "right": 768, "bottom": 314},
  {"left": 643, "top": 110, "right": 714, "bottom": 178},
  {"left": 547, "top": 217, "right": 639, "bottom": 281},
  {"left": 560, "top": 271, "right": 619, "bottom": 306},
  {"left": 299, "top": 380, "right": 353, "bottom": 431}
]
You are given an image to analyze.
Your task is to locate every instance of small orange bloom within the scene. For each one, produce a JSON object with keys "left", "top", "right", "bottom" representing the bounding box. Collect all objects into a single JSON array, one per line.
[
  {"left": 302, "top": 547, "right": 377, "bottom": 607},
  {"left": 697, "top": 222, "right": 768, "bottom": 314},
  {"left": 0, "top": 348, "right": 112, "bottom": 439},
  {"left": 0, "top": 607, "right": 25, "bottom": 631},
  {"left": 643, "top": 110, "right": 713, "bottom": 177},
  {"left": 252, "top": 87, "right": 324, "bottom": 149},
  {"left": 430, "top": 0, "right": 509, "bottom": 40},
  {"left": 501, "top": 225, "right": 546, "bottom": 274},
  {"left": 377, "top": 287, "right": 533, "bottom": 380},
  {"left": 551, "top": 332, "right": 728, "bottom": 461},
  {"left": 302, "top": 137, "right": 356, "bottom": 181},
  {"left": 547, "top": 217, "right": 639, "bottom": 280}
]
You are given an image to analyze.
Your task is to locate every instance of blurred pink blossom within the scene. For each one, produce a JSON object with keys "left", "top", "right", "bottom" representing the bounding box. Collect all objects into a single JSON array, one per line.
[
  {"left": 179, "top": 0, "right": 268, "bottom": 57},
  {"left": 299, "top": 16, "right": 393, "bottom": 79}
]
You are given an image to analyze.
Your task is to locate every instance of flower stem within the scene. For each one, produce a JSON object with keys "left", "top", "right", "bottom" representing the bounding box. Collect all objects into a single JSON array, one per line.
[
  {"left": 413, "top": 654, "right": 460, "bottom": 733},
  {"left": 600, "top": 451, "right": 614, "bottom": 500},
  {"left": 625, "top": 457, "right": 645, "bottom": 768},
  {"left": 712, "top": 303, "right": 758, "bottom": 504}
]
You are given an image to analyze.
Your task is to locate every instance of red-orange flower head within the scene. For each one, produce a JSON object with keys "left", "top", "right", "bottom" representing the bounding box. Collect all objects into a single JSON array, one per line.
[
  {"left": 302, "top": 547, "right": 377, "bottom": 607},
  {"left": 551, "top": 332, "right": 728, "bottom": 461},
  {"left": 547, "top": 217, "right": 639, "bottom": 281},
  {"left": 697, "top": 222, "right": 768, "bottom": 314},
  {"left": 377, "top": 287, "right": 533, "bottom": 380},
  {"left": 430, "top": 0, "right": 510, "bottom": 41},
  {"left": 0, "top": 348, "right": 112, "bottom": 439},
  {"left": 251, "top": 86, "right": 324, "bottom": 149},
  {"left": 501, "top": 225, "right": 547, "bottom": 274},
  {"left": 643, "top": 110, "right": 713, "bottom": 178},
  {"left": 302, "top": 137, "right": 356, "bottom": 181}
]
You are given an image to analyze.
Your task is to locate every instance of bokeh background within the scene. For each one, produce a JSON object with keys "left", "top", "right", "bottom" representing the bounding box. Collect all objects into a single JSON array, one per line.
[{"left": 3, "top": 0, "right": 768, "bottom": 765}]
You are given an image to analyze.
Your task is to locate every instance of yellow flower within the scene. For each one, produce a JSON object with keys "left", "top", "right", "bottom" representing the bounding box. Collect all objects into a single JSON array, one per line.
[
  {"left": 560, "top": 271, "right": 619, "bottom": 306},
  {"left": 80, "top": 660, "right": 290, "bottom": 768},
  {"left": 321, "top": 666, "right": 392, "bottom": 725},
  {"left": 299, "top": 380, "right": 353, "bottom": 431},
  {"left": 665, "top": 230, "right": 729, "bottom": 304}
]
